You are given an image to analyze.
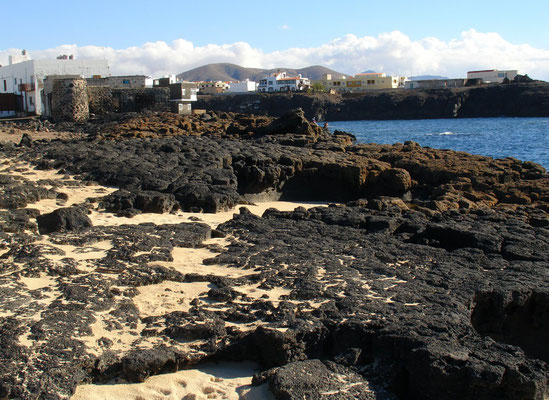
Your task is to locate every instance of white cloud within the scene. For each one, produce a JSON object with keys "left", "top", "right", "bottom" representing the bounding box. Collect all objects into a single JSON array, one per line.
[
  {"left": 279, "top": 25, "right": 290, "bottom": 30},
  {"left": 1, "top": 29, "right": 549, "bottom": 80}
]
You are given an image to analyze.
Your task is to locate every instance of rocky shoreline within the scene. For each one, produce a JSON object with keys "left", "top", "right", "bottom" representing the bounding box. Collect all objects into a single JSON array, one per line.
[
  {"left": 195, "top": 82, "right": 549, "bottom": 121},
  {"left": 0, "top": 109, "right": 548, "bottom": 399}
]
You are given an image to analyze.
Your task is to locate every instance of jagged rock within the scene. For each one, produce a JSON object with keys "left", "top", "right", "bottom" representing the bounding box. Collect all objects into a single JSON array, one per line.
[
  {"left": 255, "top": 360, "right": 377, "bottom": 400},
  {"left": 36, "top": 207, "right": 92, "bottom": 234},
  {"left": 371, "top": 167, "right": 412, "bottom": 197},
  {"left": 195, "top": 84, "right": 549, "bottom": 120},
  {"left": 1, "top": 109, "right": 548, "bottom": 400},
  {"left": 121, "top": 346, "right": 181, "bottom": 382},
  {"left": 257, "top": 108, "right": 323, "bottom": 137},
  {"left": 18, "top": 133, "right": 33, "bottom": 147},
  {"left": 101, "top": 189, "right": 179, "bottom": 214}
]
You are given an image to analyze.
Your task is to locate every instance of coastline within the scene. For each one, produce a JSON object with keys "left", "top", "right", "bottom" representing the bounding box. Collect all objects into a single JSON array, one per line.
[
  {"left": 0, "top": 110, "right": 548, "bottom": 399},
  {"left": 194, "top": 82, "right": 549, "bottom": 121}
]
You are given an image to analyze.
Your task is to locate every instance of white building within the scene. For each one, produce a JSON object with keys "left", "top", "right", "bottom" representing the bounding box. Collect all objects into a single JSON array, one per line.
[
  {"left": 467, "top": 69, "right": 518, "bottom": 83},
  {"left": 227, "top": 79, "right": 257, "bottom": 93},
  {"left": 0, "top": 51, "right": 110, "bottom": 116},
  {"left": 87, "top": 75, "right": 153, "bottom": 88},
  {"left": 257, "top": 72, "right": 310, "bottom": 92}
]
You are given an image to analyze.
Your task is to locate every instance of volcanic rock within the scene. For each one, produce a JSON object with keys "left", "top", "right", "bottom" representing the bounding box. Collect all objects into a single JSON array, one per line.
[
  {"left": 0, "top": 110, "right": 548, "bottom": 400},
  {"left": 36, "top": 206, "right": 92, "bottom": 234}
]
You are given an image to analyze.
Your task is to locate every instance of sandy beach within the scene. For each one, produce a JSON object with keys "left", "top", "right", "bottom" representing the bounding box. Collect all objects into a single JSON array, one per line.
[{"left": 0, "top": 156, "right": 327, "bottom": 399}]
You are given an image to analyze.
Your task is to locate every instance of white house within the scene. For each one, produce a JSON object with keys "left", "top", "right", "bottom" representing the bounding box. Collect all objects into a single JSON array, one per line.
[
  {"left": 87, "top": 75, "right": 153, "bottom": 88},
  {"left": 257, "top": 72, "right": 310, "bottom": 92},
  {"left": 0, "top": 51, "right": 110, "bottom": 116},
  {"left": 467, "top": 69, "right": 518, "bottom": 83},
  {"left": 227, "top": 79, "right": 257, "bottom": 93}
]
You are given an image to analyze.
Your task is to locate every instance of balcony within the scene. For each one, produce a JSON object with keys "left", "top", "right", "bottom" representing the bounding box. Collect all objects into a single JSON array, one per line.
[{"left": 18, "top": 83, "right": 34, "bottom": 92}]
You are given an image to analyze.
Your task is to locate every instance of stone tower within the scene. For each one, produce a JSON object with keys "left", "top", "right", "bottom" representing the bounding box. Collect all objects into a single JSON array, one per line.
[{"left": 51, "top": 78, "right": 89, "bottom": 122}]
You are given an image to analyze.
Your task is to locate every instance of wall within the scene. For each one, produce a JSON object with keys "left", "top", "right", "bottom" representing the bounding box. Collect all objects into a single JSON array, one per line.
[
  {"left": 32, "top": 59, "right": 110, "bottom": 80},
  {"left": 227, "top": 81, "right": 257, "bottom": 93},
  {"left": 112, "top": 88, "right": 170, "bottom": 112},
  {"left": 87, "top": 86, "right": 115, "bottom": 115},
  {"left": 87, "top": 75, "right": 149, "bottom": 89},
  {"left": 405, "top": 79, "right": 466, "bottom": 90}
]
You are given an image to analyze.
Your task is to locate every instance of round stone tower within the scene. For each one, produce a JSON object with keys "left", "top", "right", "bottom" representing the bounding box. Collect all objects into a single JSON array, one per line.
[{"left": 51, "top": 78, "right": 89, "bottom": 122}]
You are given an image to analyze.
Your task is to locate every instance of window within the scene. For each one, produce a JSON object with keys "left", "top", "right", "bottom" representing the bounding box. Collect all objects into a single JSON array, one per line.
[
  {"left": 3, "top": 80, "right": 6, "bottom": 91},
  {"left": 122, "top": 79, "right": 130, "bottom": 84}
]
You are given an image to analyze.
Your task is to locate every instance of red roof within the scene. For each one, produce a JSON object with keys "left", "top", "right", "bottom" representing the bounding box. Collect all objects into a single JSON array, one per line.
[{"left": 277, "top": 77, "right": 301, "bottom": 81}]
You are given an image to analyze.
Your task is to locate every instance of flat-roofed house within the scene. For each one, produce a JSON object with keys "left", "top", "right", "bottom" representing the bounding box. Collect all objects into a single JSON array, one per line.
[
  {"left": 0, "top": 50, "right": 110, "bottom": 116},
  {"left": 467, "top": 69, "right": 518, "bottom": 83}
]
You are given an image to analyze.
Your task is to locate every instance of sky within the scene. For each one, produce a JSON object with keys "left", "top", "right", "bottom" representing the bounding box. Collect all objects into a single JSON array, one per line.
[{"left": 1, "top": 0, "right": 549, "bottom": 80}]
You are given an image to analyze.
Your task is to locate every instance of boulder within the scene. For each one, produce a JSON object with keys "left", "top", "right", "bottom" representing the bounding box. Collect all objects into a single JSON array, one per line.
[
  {"left": 254, "top": 360, "right": 375, "bottom": 400},
  {"left": 18, "top": 133, "right": 33, "bottom": 147},
  {"left": 101, "top": 189, "right": 179, "bottom": 214},
  {"left": 258, "top": 108, "right": 323, "bottom": 137},
  {"left": 36, "top": 207, "right": 92, "bottom": 234}
]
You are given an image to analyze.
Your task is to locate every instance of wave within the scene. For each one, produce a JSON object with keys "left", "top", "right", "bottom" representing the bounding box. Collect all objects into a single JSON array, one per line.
[{"left": 426, "top": 131, "right": 456, "bottom": 136}]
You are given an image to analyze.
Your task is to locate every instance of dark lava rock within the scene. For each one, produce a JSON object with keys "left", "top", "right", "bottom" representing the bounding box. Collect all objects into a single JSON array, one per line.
[
  {"left": 211, "top": 205, "right": 549, "bottom": 399},
  {"left": 196, "top": 84, "right": 549, "bottom": 121},
  {"left": 101, "top": 189, "right": 179, "bottom": 214},
  {"left": 257, "top": 108, "right": 323, "bottom": 137},
  {"left": 1, "top": 110, "right": 548, "bottom": 400},
  {"left": 36, "top": 206, "right": 92, "bottom": 234},
  {"left": 7, "top": 112, "right": 548, "bottom": 215},
  {"left": 121, "top": 346, "right": 181, "bottom": 382},
  {"left": 255, "top": 359, "right": 377, "bottom": 400},
  {"left": 18, "top": 133, "right": 33, "bottom": 147}
]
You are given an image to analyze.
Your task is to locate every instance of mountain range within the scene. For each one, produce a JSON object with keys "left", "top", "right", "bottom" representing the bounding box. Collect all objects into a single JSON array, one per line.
[
  {"left": 177, "top": 63, "right": 350, "bottom": 82},
  {"left": 177, "top": 63, "right": 453, "bottom": 83}
]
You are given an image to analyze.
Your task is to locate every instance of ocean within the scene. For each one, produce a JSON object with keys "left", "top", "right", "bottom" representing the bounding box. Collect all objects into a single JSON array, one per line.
[{"left": 327, "top": 117, "right": 549, "bottom": 169}]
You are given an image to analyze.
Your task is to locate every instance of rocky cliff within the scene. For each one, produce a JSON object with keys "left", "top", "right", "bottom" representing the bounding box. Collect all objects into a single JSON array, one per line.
[{"left": 195, "top": 82, "right": 549, "bottom": 121}]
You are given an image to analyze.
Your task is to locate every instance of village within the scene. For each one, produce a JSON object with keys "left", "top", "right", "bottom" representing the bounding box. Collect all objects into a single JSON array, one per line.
[{"left": 0, "top": 50, "right": 520, "bottom": 120}]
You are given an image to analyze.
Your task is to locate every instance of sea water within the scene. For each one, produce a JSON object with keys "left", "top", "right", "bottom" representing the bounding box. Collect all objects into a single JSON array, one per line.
[{"left": 327, "top": 118, "right": 549, "bottom": 169}]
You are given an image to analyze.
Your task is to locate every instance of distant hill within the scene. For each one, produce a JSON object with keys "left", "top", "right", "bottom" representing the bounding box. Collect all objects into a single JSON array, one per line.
[
  {"left": 177, "top": 63, "right": 350, "bottom": 82},
  {"left": 410, "top": 75, "right": 450, "bottom": 80}
]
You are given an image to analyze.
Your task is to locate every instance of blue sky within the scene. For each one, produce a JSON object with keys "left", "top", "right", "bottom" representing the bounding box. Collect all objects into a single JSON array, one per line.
[
  {"left": 2, "top": 0, "right": 549, "bottom": 79},
  {"left": 3, "top": 0, "right": 548, "bottom": 51}
]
